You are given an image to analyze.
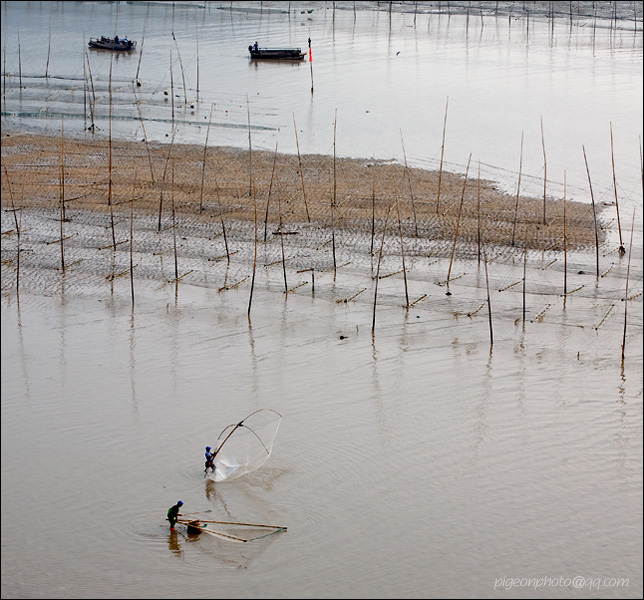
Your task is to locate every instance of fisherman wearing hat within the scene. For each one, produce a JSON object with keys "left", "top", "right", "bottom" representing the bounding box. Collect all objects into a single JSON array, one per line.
[
  {"left": 204, "top": 446, "right": 215, "bottom": 477},
  {"left": 167, "top": 501, "right": 183, "bottom": 530}
]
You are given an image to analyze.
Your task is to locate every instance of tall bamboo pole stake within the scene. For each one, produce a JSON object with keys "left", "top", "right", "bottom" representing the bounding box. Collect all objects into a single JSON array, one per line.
[
  {"left": 196, "top": 27, "right": 200, "bottom": 102},
  {"left": 248, "top": 183, "right": 258, "bottom": 317},
  {"left": 540, "top": 116, "right": 547, "bottom": 225},
  {"left": 18, "top": 30, "right": 22, "bottom": 90},
  {"left": 332, "top": 109, "right": 338, "bottom": 280},
  {"left": 83, "top": 55, "right": 87, "bottom": 130},
  {"left": 396, "top": 196, "right": 409, "bottom": 308},
  {"left": 46, "top": 27, "right": 51, "bottom": 79},
  {"left": 171, "top": 160, "right": 178, "bottom": 281},
  {"left": 400, "top": 130, "right": 418, "bottom": 236},
  {"left": 3, "top": 163, "right": 21, "bottom": 297},
  {"left": 609, "top": 122, "right": 625, "bottom": 254},
  {"left": 59, "top": 119, "right": 66, "bottom": 273},
  {"left": 436, "top": 96, "right": 449, "bottom": 214},
  {"left": 172, "top": 32, "right": 188, "bottom": 106},
  {"left": 85, "top": 52, "right": 96, "bottom": 130},
  {"left": 263, "top": 139, "right": 279, "bottom": 243},
  {"left": 247, "top": 94, "right": 252, "bottom": 197},
  {"left": 482, "top": 239, "right": 493, "bottom": 348},
  {"left": 372, "top": 200, "right": 394, "bottom": 335},
  {"left": 511, "top": 130, "right": 524, "bottom": 246},
  {"left": 563, "top": 169, "right": 567, "bottom": 296},
  {"left": 522, "top": 242, "right": 527, "bottom": 325},
  {"left": 582, "top": 144, "right": 600, "bottom": 279},
  {"left": 293, "top": 113, "right": 310, "bottom": 222},
  {"left": 277, "top": 181, "right": 288, "bottom": 292},
  {"left": 199, "top": 103, "right": 214, "bottom": 212},
  {"left": 135, "top": 26, "right": 145, "bottom": 83},
  {"left": 370, "top": 176, "right": 376, "bottom": 257},
  {"left": 621, "top": 209, "right": 636, "bottom": 360},
  {"left": 308, "top": 37, "right": 314, "bottom": 93},
  {"left": 130, "top": 174, "right": 137, "bottom": 305},
  {"left": 170, "top": 50, "right": 175, "bottom": 122},
  {"left": 158, "top": 127, "right": 177, "bottom": 231},
  {"left": 477, "top": 159, "right": 482, "bottom": 264},
  {"left": 108, "top": 57, "right": 116, "bottom": 250},
  {"left": 446, "top": 153, "right": 472, "bottom": 293},
  {"left": 135, "top": 99, "right": 155, "bottom": 183}
]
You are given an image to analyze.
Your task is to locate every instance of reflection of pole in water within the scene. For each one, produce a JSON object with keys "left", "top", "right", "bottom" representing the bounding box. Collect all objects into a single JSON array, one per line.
[{"left": 621, "top": 209, "right": 636, "bottom": 361}]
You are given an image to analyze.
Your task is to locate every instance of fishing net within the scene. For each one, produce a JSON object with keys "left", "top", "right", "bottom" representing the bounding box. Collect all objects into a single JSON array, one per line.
[{"left": 211, "top": 409, "right": 282, "bottom": 482}]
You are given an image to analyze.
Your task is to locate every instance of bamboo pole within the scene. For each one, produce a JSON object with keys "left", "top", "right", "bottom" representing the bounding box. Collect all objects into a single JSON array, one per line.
[
  {"left": 621, "top": 209, "right": 635, "bottom": 360},
  {"left": 171, "top": 160, "right": 178, "bottom": 281},
  {"left": 18, "top": 30, "right": 22, "bottom": 90},
  {"left": 108, "top": 57, "right": 116, "bottom": 250},
  {"left": 477, "top": 159, "right": 481, "bottom": 264},
  {"left": 446, "top": 153, "right": 472, "bottom": 293},
  {"left": 135, "top": 99, "right": 155, "bottom": 183},
  {"left": 582, "top": 145, "right": 600, "bottom": 279},
  {"left": 3, "top": 163, "right": 21, "bottom": 297},
  {"left": 46, "top": 27, "right": 51, "bottom": 79},
  {"left": 396, "top": 193, "right": 409, "bottom": 307},
  {"left": 540, "top": 116, "right": 547, "bottom": 225},
  {"left": 370, "top": 176, "right": 376, "bottom": 257},
  {"left": 511, "top": 130, "right": 524, "bottom": 246},
  {"left": 563, "top": 169, "right": 567, "bottom": 296},
  {"left": 332, "top": 109, "right": 338, "bottom": 280},
  {"left": 248, "top": 183, "right": 258, "bottom": 317},
  {"left": 158, "top": 128, "right": 177, "bottom": 232},
  {"left": 263, "top": 139, "right": 279, "bottom": 243},
  {"left": 308, "top": 37, "right": 313, "bottom": 93},
  {"left": 609, "top": 122, "right": 625, "bottom": 254},
  {"left": 277, "top": 180, "right": 288, "bottom": 293},
  {"left": 195, "top": 27, "right": 200, "bottom": 102},
  {"left": 130, "top": 174, "right": 137, "bottom": 305},
  {"left": 372, "top": 200, "right": 394, "bottom": 335},
  {"left": 199, "top": 103, "right": 214, "bottom": 212},
  {"left": 59, "top": 119, "right": 66, "bottom": 273},
  {"left": 170, "top": 50, "right": 175, "bottom": 122},
  {"left": 522, "top": 242, "right": 527, "bottom": 325},
  {"left": 436, "top": 96, "right": 449, "bottom": 214},
  {"left": 247, "top": 94, "right": 252, "bottom": 197},
  {"left": 171, "top": 32, "right": 188, "bottom": 106},
  {"left": 400, "top": 130, "right": 418, "bottom": 236},
  {"left": 135, "top": 26, "right": 145, "bottom": 84},
  {"left": 293, "top": 114, "right": 310, "bottom": 222},
  {"left": 482, "top": 240, "right": 493, "bottom": 348},
  {"left": 85, "top": 52, "right": 96, "bottom": 131}
]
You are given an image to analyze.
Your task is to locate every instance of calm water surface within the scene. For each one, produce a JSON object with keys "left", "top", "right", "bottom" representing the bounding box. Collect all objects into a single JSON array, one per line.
[{"left": 1, "top": 2, "right": 643, "bottom": 599}]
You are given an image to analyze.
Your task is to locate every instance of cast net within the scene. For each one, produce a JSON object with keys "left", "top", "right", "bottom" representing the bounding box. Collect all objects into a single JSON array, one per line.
[{"left": 211, "top": 409, "right": 282, "bottom": 482}]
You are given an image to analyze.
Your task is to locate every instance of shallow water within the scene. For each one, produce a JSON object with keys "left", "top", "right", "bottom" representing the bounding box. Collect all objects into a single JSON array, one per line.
[{"left": 1, "top": 2, "right": 643, "bottom": 599}]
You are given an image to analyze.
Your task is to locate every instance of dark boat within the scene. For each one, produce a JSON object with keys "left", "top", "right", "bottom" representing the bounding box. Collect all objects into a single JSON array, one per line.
[
  {"left": 89, "top": 36, "right": 136, "bottom": 51},
  {"left": 248, "top": 45, "right": 305, "bottom": 60}
]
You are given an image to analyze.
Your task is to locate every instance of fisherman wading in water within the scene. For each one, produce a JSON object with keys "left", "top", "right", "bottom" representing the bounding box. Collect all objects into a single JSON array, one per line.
[
  {"left": 167, "top": 500, "right": 183, "bottom": 530},
  {"left": 204, "top": 446, "right": 216, "bottom": 477}
]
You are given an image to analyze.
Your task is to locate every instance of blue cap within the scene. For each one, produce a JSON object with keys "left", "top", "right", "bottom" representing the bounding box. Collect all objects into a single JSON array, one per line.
[
  {"left": 206, "top": 446, "right": 211, "bottom": 451},
  {"left": 177, "top": 501, "right": 183, "bottom": 506}
]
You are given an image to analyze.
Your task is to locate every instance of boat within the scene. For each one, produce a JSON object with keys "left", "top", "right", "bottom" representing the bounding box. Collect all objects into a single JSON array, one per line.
[
  {"left": 248, "top": 45, "right": 305, "bottom": 60},
  {"left": 88, "top": 36, "right": 136, "bottom": 51}
]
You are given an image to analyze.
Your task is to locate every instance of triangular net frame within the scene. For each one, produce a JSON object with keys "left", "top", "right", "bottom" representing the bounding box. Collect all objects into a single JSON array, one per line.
[{"left": 211, "top": 409, "right": 282, "bottom": 482}]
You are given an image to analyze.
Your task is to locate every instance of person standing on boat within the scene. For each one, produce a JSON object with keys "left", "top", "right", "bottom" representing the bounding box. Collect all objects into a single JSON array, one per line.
[
  {"left": 204, "top": 446, "right": 215, "bottom": 476},
  {"left": 167, "top": 500, "right": 183, "bottom": 530},
  {"left": 254, "top": 41, "right": 259, "bottom": 51},
  {"left": 114, "top": 35, "right": 119, "bottom": 44}
]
